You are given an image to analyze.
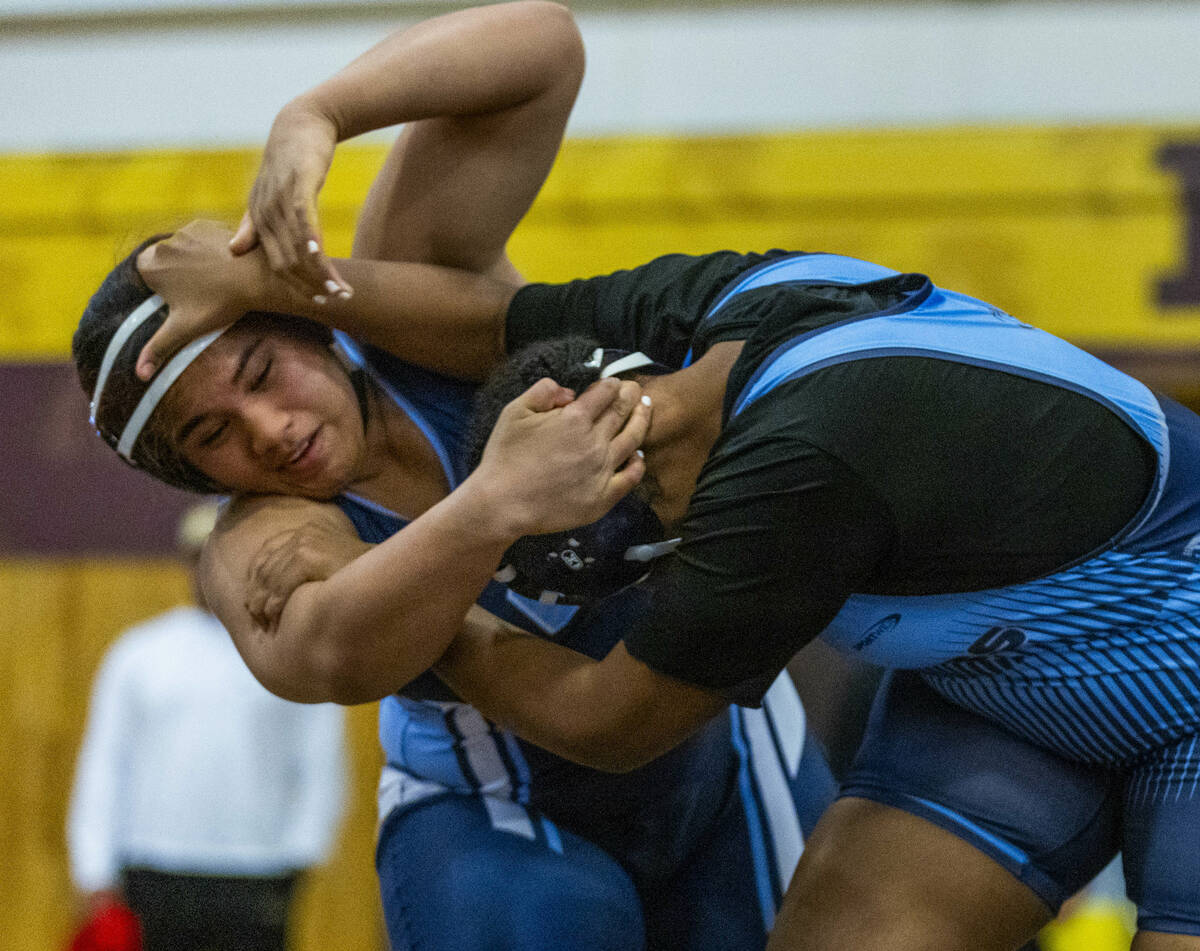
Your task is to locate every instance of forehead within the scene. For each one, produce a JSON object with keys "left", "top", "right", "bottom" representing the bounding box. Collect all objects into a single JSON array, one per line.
[
  {"left": 154, "top": 322, "right": 309, "bottom": 424},
  {"left": 156, "top": 327, "right": 252, "bottom": 413}
]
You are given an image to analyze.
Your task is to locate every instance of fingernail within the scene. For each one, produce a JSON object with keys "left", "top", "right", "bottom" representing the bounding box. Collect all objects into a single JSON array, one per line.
[
  {"left": 337, "top": 289, "right": 352, "bottom": 300},
  {"left": 313, "top": 294, "right": 327, "bottom": 305},
  {"left": 641, "top": 395, "right": 652, "bottom": 406},
  {"left": 307, "top": 240, "right": 320, "bottom": 254},
  {"left": 325, "top": 280, "right": 339, "bottom": 294},
  {"left": 636, "top": 449, "right": 645, "bottom": 458}
]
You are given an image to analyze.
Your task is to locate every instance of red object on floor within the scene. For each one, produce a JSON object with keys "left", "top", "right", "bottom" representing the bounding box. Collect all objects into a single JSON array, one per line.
[{"left": 68, "top": 901, "right": 142, "bottom": 951}]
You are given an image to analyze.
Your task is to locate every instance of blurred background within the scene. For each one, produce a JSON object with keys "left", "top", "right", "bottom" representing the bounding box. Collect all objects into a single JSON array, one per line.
[{"left": 2, "top": 0, "right": 1198, "bottom": 948}]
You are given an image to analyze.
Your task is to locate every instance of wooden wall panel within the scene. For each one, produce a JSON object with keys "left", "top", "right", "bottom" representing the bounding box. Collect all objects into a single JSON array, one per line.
[{"left": 0, "top": 559, "right": 384, "bottom": 951}]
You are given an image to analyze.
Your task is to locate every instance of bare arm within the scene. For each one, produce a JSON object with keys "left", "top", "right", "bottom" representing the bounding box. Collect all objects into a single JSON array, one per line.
[
  {"left": 137, "top": 221, "right": 517, "bottom": 381},
  {"left": 205, "top": 377, "right": 651, "bottom": 704},
  {"left": 202, "top": 490, "right": 514, "bottom": 704},
  {"left": 434, "top": 614, "right": 728, "bottom": 773},
  {"left": 137, "top": 0, "right": 583, "bottom": 379}
]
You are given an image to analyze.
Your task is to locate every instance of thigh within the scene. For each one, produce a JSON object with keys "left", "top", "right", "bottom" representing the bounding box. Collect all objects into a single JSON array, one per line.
[
  {"left": 771, "top": 670, "right": 1127, "bottom": 951},
  {"left": 846, "top": 670, "right": 1123, "bottom": 912},
  {"left": 771, "top": 797, "right": 1052, "bottom": 951},
  {"left": 641, "top": 677, "right": 838, "bottom": 951},
  {"left": 376, "top": 792, "right": 645, "bottom": 951},
  {"left": 1123, "top": 732, "right": 1200, "bottom": 939}
]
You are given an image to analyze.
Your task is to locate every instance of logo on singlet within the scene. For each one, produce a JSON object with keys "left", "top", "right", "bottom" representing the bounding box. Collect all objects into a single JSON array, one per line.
[
  {"left": 967, "top": 626, "right": 1027, "bottom": 655},
  {"left": 1183, "top": 531, "right": 1200, "bottom": 558},
  {"left": 853, "top": 614, "right": 901, "bottom": 651}
]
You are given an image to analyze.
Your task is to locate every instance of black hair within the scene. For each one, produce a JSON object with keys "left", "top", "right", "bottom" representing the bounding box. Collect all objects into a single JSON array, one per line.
[
  {"left": 72, "top": 236, "right": 350, "bottom": 493},
  {"left": 464, "top": 336, "right": 604, "bottom": 473}
]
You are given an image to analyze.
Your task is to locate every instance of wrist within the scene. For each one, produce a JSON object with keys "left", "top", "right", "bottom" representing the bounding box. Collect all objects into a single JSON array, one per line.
[
  {"left": 452, "top": 470, "right": 536, "bottom": 546},
  {"left": 282, "top": 91, "right": 344, "bottom": 145}
]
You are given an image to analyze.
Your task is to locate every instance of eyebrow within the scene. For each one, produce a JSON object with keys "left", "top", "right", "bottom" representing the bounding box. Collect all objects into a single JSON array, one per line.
[{"left": 175, "top": 337, "right": 263, "bottom": 446}]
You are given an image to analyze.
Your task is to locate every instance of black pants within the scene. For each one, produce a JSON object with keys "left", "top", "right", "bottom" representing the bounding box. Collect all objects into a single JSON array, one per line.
[{"left": 122, "top": 868, "right": 298, "bottom": 951}]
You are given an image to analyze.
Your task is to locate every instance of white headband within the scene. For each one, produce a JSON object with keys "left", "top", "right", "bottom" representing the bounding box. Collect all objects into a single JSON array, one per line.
[
  {"left": 116, "top": 327, "right": 226, "bottom": 461},
  {"left": 89, "top": 293, "right": 229, "bottom": 461},
  {"left": 89, "top": 293, "right": 163, "bottom": 428}
]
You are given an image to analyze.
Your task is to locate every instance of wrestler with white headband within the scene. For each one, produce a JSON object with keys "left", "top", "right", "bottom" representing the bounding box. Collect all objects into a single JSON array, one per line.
[{"left": 70, "top": 7, "right": 842, "bottom": 950}]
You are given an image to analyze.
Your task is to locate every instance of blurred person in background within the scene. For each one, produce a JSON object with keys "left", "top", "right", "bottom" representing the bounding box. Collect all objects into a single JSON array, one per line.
[{"left": 67, "top": 501, "right": 347, "bottom": 951}]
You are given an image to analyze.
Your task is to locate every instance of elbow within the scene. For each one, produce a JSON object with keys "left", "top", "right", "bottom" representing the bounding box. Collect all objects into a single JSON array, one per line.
[
  {"left": 306, "top": 639, "right": 395, "bottom": 706},
  {"left": 525, "top": 1, "right": 585, "bottom": 87}
]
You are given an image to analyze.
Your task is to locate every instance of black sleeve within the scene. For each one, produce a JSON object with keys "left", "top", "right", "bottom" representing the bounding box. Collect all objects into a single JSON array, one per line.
[
  {"left": 621, "top": 414, "right": 894, "bottom": 707},
  {"left": 505, "top": 250, "right": 790, "bottom": 366}
]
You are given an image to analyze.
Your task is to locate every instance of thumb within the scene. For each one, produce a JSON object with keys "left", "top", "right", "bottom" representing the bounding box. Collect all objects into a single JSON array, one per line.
[
  {"left": 228, "top": 211, "right": 258, "bottom": 256},
  {"left": 514, "top": 377, "right": 575, "bottom": 414},
  {"left": 135, "top": 321, "right": 180, "bottom": 381}
]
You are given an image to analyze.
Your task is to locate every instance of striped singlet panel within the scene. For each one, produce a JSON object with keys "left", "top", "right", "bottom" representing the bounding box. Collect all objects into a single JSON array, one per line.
[{"left": 716, "top": 254, "right": 1200, "bottom": 767}]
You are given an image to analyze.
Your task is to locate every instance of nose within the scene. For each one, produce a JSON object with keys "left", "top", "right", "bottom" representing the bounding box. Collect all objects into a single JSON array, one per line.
[{"left": 243, "top": 400, "right": 293, "bottom": 465}]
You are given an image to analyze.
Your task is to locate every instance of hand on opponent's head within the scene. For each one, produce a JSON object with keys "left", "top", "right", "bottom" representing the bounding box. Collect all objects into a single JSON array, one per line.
[
  {"left": 134, "top": 220, "right": 269, "bottom": 380},
  {"left": 472, "top": 376, "right": 652, "bottom": 540},
  {"left": 228, "top": 98, "right": 352, "bottom": 308}
]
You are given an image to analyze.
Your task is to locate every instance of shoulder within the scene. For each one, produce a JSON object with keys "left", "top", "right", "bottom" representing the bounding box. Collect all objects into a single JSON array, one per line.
[{"left": 506, "top": 250, "right": 786, "bottom": 362}]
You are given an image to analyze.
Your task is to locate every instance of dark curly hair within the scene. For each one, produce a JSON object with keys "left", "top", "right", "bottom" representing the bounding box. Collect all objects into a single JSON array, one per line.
[
  {"left": 464, "top": 336, "right": 605, "bottom": 473},
  {"left": 73, "top": 237, "right": 346, "bottom": 493}
]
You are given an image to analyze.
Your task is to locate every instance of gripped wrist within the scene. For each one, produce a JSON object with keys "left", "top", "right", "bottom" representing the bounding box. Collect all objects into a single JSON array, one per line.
[{"left": 454, "top": 470, "right": 537, "bottom": 546}]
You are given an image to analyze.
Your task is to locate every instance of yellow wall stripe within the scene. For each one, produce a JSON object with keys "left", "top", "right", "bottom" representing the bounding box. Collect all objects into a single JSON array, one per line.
[{"left": 4, "top": 124, "right": 1200, "bottom": 359}]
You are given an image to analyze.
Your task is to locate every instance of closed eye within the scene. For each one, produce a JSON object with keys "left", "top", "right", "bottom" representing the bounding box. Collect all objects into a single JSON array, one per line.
[
  {"left": 250, "top": 358, "right": 272, "bottom": 391},
  {"left": 198, "top": 421, "right": 228, "bottom": 448}
]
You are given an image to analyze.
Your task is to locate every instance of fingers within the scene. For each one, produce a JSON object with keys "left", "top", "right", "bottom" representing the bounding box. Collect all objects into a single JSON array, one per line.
[
  {"left": 570, "top": 378, "right": 648, "bottom": 443},
  {"left": 227, "top": 211, "right": 258, "bottom": 255},
  {"left": 245, "top": 534, "right": 305, "bottom": 631},
  {"left": 606, "top": 388, "right": 651, "bottom": 467},
  {"left": 136, "top": 318, "right": 180, "bottom": 381},
  {"left": 568, "top": 376, "right": 623, "bottom": 421},
  {"left": 248, "top": 191, "right": 352, "bottom": 303},
  {"left": 514, "top": 376, "right": 577, "bottom": 414},
  {"left": 606, "top": 448, "right": 646, "bottom": 503}
]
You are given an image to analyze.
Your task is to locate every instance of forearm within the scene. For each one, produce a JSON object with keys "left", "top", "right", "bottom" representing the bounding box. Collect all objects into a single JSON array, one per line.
[
  {"left": 224, "top": 478, "right": 524, "bottom": 704},
  {"left": 435, "top": 615, "right": 641, "bottom": 771},
  {"left": 435, "top": 617, "right": 727, "bottom": 772},
  {"left": 291, "top": 1, "right": 583, "bottom": 144},
  {"left": 254, "top": 257, "right": 516, "bottom": 382}
]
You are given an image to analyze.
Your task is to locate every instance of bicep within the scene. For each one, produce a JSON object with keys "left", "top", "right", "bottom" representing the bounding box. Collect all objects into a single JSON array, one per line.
[{"left": 352, "top": 13, "right": 583, "bottom": 273}]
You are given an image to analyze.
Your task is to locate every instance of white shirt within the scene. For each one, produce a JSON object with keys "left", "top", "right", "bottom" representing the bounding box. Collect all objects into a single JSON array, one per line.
[{"left": 67, "top": 606, "right": 348, "bottom": 891}]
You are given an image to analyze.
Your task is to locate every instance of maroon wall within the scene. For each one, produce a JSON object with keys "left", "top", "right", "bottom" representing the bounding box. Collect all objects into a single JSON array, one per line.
[{"left": 1, "top": 363, "right": 196, "bottom": 556}]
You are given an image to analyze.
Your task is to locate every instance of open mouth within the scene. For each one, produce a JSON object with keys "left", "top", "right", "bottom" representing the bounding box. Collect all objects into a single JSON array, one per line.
[{"left": 283, "top": 427, "right": 320, "bottom": 471}]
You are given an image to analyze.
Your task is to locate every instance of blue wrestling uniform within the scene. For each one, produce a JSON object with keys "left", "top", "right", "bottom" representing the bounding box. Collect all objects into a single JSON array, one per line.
[
  {"left": 331, "top": 336, "right": 835, "bottom": 950},
  {"left": 504, "top": 250, "right": 1200, "bottom": 936}
]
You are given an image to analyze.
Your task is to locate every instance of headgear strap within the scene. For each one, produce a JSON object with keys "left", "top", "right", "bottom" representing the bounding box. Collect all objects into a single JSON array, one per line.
[
  {"left": 585, "top": 348, "right": 658, "bottom": 379},
  {"left": 89, "top": 292, "right": 231, "bottom": 462}
]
